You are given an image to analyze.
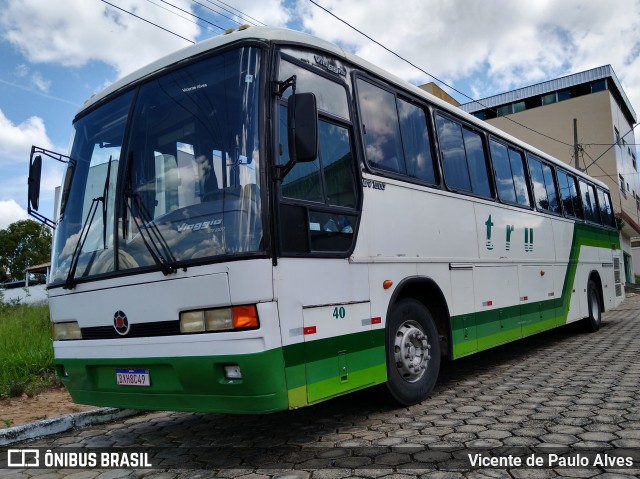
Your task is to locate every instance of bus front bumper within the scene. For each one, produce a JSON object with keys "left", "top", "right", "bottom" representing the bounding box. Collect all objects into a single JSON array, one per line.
[{"left": 55, "top": 347, "right": 289, "bottom": 414}]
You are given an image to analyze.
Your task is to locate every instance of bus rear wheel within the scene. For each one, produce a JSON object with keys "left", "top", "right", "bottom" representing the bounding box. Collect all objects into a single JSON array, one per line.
[
  {"left": 583, "top": 279, "right": 602, "bottom": 332},
  {"left": 385, "top": 299, "right": 440, "bottom": 406}
]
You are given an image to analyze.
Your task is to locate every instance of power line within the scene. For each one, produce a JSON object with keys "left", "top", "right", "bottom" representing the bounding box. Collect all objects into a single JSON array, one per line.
[
  {"left": 100, "top": 0, "right": 194, "bottom": 43},
  {"left": 581, "top": 149, "right": 619, "bottom": 185},
  {"left": 308, "top": 0, "right": 574, "bottom": 149},
  {"left": 158, "top": 0, "right": 225, "bottom": 31},
  {"left": 144, "top": 0, "right": 220, "bottom": 35},
  {"left": 201, "top": 0, "right": 266, "bottom": 26},
  {"left": 191, "top": 0, "right": 243, "bottom": 27},
  {"left": 585, "top": 143, "right": 640, "bottom": 146},
  {"left": 583, "top": 123, "right": 640, "bottom": 171}
]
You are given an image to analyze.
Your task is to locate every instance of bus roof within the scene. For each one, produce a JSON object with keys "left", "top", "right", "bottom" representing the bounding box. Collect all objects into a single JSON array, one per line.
[{"left": 79, "top": 26, "right": 608, "bottom": 190}]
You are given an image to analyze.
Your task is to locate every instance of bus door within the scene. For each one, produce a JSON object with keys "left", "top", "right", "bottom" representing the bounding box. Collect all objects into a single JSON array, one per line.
[{"left": 273, "top": 52, "right": 383, "bottom": 405}]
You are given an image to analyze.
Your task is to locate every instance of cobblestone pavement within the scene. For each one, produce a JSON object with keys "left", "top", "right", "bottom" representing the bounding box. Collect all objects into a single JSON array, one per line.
[{"left": 2, "top": 295, "right": 640, "bottom": 478}]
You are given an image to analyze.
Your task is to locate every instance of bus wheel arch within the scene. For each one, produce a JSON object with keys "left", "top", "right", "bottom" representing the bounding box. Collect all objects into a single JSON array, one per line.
[{"left": 383, "top": 277, "right": 450, "bottom": 405}]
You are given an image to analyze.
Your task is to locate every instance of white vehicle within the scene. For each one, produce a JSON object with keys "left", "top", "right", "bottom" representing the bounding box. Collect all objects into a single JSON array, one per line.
[{"left": 28, "top": 27, "right": 623, "bottom": 413}]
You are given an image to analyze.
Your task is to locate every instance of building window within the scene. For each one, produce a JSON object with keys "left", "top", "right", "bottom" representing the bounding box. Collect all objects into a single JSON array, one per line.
[
  {"left": 542, "top": 93, "right": 557, "bottom": 105},
  {"left": 591, "top": 79, "right": 607, "bottom": 93},
  {"left": 615, "top": 127, "right": 621, "bottom": 146},
  {"left": 633, "top": 154, "right": 637, "bottom": 171},
  {"left": 512, "top": 101, "right": 526, "bottom": 113},
  {"left": 619, "top": 174, "right": 625, "bottom": 191},
  {"left": 496, "top": 104, "right": 512, "bottom": 117}
]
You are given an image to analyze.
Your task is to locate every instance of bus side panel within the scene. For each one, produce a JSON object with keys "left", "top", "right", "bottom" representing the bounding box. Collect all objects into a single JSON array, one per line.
[
  {"left": 274, "top": 258, "right": 377, "bottom": 408},
  {"left": 448, "top": 268, "right": 477, "bottom": 358},
  {"left": 519, "top": 264, "right": 559, "bottom": 336},
  {"left": 474, "top": 265, "right": 521, "bottom": 350}
]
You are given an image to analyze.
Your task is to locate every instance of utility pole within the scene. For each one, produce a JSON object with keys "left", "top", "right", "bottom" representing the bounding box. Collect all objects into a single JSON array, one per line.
[{"left": 573, "top": 118, "right": 580, "bottom": 170}]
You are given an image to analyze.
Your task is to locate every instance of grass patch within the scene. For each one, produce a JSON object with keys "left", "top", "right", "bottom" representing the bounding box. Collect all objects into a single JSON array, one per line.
[{"left": 0, "top": 302, "right": 59, "bottom": 398}]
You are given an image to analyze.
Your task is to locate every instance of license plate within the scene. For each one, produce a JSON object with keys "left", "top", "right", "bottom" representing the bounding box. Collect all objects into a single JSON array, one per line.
[{"left": 116, "top": 368, "right": 150, "bottom": 387}]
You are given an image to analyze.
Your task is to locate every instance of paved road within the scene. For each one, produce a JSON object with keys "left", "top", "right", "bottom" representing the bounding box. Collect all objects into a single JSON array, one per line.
[{"left": 3, "top": 295, "right": 640, "bottom": 478}]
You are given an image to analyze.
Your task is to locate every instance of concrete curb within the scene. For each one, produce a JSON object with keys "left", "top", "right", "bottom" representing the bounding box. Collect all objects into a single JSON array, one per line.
[{"left": 0, "top": 408, "right": 143, "bottom": 446}]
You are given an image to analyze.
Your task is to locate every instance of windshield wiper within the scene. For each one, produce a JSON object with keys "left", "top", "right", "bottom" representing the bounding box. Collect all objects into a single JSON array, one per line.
[
  {"left": 123, "top": 159, "right": 179, "bottom": 275},
  {"left": 64, "top": 155, "right": 113, "bottom": 290},
  {"left": 64, "top": 196, "right": 101, "bottom": 290},
  {"left": 101, "top": 155, "right": 113, "bottom": 249}
]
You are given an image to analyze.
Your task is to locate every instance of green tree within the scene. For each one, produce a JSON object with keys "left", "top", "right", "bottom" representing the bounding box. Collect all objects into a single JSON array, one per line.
[{"left": 0, "top": 220, "right": 52, "bottom": 282}]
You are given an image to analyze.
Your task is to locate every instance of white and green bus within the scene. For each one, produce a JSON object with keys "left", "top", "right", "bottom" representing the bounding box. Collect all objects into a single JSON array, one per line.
[{"left": 28, "top": 27, "right": 624, "bottom": 413}]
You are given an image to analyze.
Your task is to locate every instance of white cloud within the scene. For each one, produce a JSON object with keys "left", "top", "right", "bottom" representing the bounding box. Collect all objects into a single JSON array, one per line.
[
  {"left": 14, "top": 64, "right": 51, "bottom": 93},
  {"left": 297, "top": 0, "right": 640, "bottom": 108},
  {"left": 1, "top": 0, "right": 200, "bottom": 79},
  {"left": 0, "top": 200, "right": 28, "bottom": 229},
  {"left": 0, "top": 109, "right": 54, "bottom": 165},
  {"left": 231, "top": 0, "right": 291, "bottom": 27}
]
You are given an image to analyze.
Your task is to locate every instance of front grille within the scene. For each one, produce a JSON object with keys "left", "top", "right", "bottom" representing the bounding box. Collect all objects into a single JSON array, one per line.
[{"left": 81, "top": 320, "right": 181, "bottom": 340}]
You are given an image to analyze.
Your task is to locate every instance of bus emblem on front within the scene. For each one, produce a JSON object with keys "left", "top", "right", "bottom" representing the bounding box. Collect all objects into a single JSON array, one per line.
[{"left": 114, "top": 310, "right": 130, "bottom": 336}]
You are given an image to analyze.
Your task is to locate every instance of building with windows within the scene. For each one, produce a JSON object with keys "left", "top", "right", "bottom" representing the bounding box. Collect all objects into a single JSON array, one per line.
[{"left": 459, "top": 65, "right": 640, "bottom": 283}]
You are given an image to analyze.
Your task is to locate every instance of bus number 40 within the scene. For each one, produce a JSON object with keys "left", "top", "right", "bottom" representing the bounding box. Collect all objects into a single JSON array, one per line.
[{"left": 333, "top": 307, "right": 346, "bottom": 319}]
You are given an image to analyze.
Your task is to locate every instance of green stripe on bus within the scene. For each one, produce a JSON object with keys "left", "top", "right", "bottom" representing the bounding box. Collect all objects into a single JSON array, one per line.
[
  {"left": 451, "top": 223, "right": 618, "bottom": 359},
  {"left": 282, "top": 329, "right": 387, "bottom": 407}
]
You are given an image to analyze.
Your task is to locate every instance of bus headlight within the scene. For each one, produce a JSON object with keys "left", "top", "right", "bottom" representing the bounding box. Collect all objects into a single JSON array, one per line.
[
  {"left": 53, "top": 321, "right": 82, "bottom": 340},
  {"left": 180, "top": 305, "right": 259, "bottom": 333}
]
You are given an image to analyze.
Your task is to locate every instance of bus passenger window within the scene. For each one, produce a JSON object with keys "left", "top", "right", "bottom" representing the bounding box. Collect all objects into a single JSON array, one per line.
[
  {"left": 397, "top": 98, "right": 436, "bottom": 184},
  {"left": 528, "top": 155, "right": 559, "bottom": 213},
  {"left": 509, "top": 149, "right": 530, "bottom": 206},
  {"left": 436, "top": 115, "right": 491, "bottom": 197},
  {"left": 557, "top": 170, "right": 583, "bottom": 218},
  {"left": 597, "top": 189, "right": 616, "bottom": 227},
  {"left": 579, "top": 180, "right": 601, "bottom": 223},
  {"left": 356, "top": 79, "right": 406, "bottom": 174},
  {"left": 557, "top": 170, "right": 575, "bottom": 217},
  {"left": 436, "top": 116, "right": 470, "bottom": 191},
  {"left": 463, "top": 129, "right": 491, "bottom": 197},
  {"left": 490, "top": 140, "right": 517, "bottom": 203}
]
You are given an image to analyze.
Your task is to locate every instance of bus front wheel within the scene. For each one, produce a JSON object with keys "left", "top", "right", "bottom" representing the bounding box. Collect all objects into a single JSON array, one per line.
[
  {"left": 583, "top": 279, "right": 602, "bottom": 332},
  {"left": 385, "top": 299, "right": 440, "bottom": 405}
]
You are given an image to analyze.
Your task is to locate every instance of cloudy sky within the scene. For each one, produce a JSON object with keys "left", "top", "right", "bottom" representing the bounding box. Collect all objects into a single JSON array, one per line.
[{"left": 1, "top": 0, "right": 639, "bottom": 228}]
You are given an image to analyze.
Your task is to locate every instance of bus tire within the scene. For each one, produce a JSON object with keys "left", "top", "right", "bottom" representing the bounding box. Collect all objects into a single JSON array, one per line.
[
  {"left": 583, "top": 279, "right": 602, "bottom": 332},
  {"left": 385, "top": 299, "right": 440, "bottom": 406}
]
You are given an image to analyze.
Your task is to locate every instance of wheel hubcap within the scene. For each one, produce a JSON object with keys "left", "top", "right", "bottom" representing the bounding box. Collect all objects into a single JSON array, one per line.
[{"left": 394, "top": 321, "right": 431, "bottom": 382}]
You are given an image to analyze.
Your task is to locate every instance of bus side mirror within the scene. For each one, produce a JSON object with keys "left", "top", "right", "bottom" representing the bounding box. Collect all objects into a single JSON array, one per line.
[
  {"left": 28, "top": 154, "right": 43, "bottom": 211},
  {"left": 27, "top": 146, "right": 71, "bottom": 229},
  {"left": 288, "top": 92, "right": 318, "bottom": 164}
]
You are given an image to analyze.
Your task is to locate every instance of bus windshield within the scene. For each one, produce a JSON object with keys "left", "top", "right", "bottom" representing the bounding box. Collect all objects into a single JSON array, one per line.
[{"left": 51, "top": 47, "right": 263, "bottom": 285}]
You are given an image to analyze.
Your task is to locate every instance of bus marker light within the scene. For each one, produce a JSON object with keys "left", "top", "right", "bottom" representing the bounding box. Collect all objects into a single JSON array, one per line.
[
  {"left": 520, "top": 296, "right": 528, "bottom": 301},
  {"left": 233, "top": 305, "right": 259, "bottom": 329},
  {"left": 53, "top": 321, "right": 82, "bottom": 340},
  {"left": 180, "top": 311, "right": 205, "bottom": 333},
  {"left": 483, "top": 301, "right": 493, "bottom": 307},
  {"left": 181, "top": 305, "right": 259, "bottom": 332},
  {"left": 205, "top": 308, "right": 233, "bottom": 331},
  {"left": 224, "top": 365, "right": 242, "bottom": 379},
  {"left": 303, "top": 326, "right": 317, "bottom": 335},
  {"left": 383, "top": 280, "right": 393, "bottom": 289},
  {"left": 372, "top": 317, "right": 382, "bottom": 325}
]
